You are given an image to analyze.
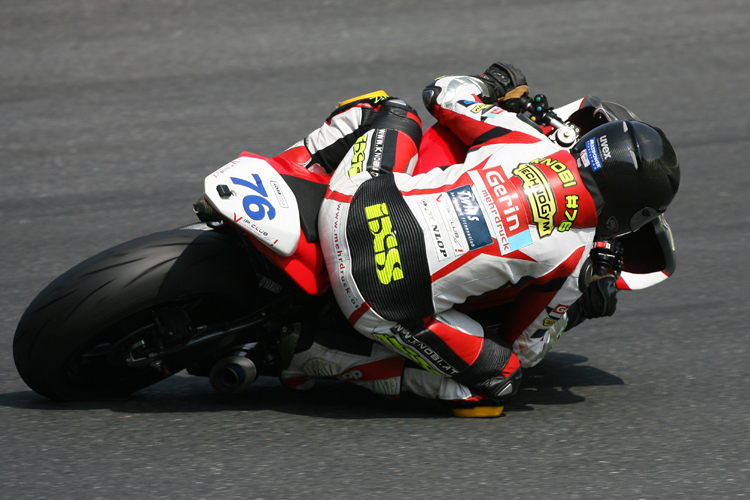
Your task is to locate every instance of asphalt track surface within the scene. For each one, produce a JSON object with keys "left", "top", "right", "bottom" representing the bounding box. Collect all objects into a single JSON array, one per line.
[{"left": 2, "top": 1, "right": 749, "bottom": 499}]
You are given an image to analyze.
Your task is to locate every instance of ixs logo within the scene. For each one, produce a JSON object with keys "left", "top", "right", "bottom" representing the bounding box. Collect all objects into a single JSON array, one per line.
[
  {"left": 512, "top": 163, "right": 557, "bottom": 238},
  {"left": 365, "top": 202, "right": 404, "bottom": 285},
  {"left": 348, "top": 135, "right": 368, "bottom": 177}
]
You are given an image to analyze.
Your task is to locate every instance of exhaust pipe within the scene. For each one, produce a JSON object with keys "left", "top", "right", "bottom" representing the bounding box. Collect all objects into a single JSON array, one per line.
[{"left": 209, "top": 354, "right": 258, "bottom": 394}]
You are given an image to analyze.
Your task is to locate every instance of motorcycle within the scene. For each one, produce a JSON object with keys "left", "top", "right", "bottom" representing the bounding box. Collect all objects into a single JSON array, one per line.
[{"left": 12, "top": 94, "right": 676, "bottom": 402}]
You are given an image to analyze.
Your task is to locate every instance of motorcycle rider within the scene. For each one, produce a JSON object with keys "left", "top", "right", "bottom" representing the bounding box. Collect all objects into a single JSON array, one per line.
[{"left": 275, "top": 62, "right": 680, "bottom": 416}]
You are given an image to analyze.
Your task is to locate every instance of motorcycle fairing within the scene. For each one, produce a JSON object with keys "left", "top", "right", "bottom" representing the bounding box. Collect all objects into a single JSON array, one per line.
[
  {"left": 616, "top": 215, "right": 676, "bottom": 290},
  {"left": 554, "top": 96, "right": 641, "bottom": 137},
  {"left": 205, "top": 156, "right": 302, "bottom": 256}
]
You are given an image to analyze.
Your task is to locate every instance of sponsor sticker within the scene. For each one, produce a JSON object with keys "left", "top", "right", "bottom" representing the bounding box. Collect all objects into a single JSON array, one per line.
[
  {"left": 348, "top": 135, "right": 368, "bottom": 177},
  {"left": 558, "top": 194, "right": 579, "bottom": 232},
  {"left": 417, "top": 198, "right": 452, "bottom": 261},
  {"left": 543, "top": 304, "right": 569, "bottom": 326},
  {"left": 599, "top": 135, "right": 612, "bottom": 160},
  {"left": 332, "top": 203, "right": 360, "bottom": 309},
  {"left": 512, "top": 163, "right": 557, "bottom": 238},
  {"left": 585, "top": 138, "right": 604, "bottom": 171},
  {"left": 376, "top": 326, "right": 460, "bottom": 376},
  {"left": 531, "top": 329, "right": 548, "bottom": 339},
  {"left": 365, "top": 202, "right": 404, "bottom": 285},
  {"left": 269, "top": 180, "right": 289, "bottom": 208},
  {"left": 447, "top": 185, "right": 493, "bottom": 250},
  {"left": 370, "top": 129, "right": 387, "bottom": 173},
  {"left": 533, "top": 157, "right": 577, "bottom": 188},
  {"left": 375, "top": 333, "right": 440, "bottom": 375},
  {"left": 470, "top": 103, "right": 493, "bottom": 114},
  {"left": 469, "top": 168, "right": 533, "bottom": 255},
  {"left": 433, "top": 193, "right": 470, "bottom": 256},
  {"left": 458, "top": 99, "right": 480, "bottom": 107},
  {"left": 337, "top": 369, "right": 363, "bottom": 381}
]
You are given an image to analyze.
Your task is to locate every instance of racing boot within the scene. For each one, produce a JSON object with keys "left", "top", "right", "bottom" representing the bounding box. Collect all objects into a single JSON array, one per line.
[{"left": 279, "top": 324, "right": 406, "bottom": 398}]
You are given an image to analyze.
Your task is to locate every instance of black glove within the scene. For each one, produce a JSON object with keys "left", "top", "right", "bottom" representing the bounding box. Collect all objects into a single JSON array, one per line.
[
  {"left": 565, "top": 276, "right": 618, "bottom": 331},
  {"left": 474, "top": 62, "right": 529, "bottom": 112}
]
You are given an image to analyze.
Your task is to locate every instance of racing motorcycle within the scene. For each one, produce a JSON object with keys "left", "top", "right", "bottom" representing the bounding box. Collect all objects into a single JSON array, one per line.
[{"left": 12, "top": 94, "right": 676, "bottom": 401}]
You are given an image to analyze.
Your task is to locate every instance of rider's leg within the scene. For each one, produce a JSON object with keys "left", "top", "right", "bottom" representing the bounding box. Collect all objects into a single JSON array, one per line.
[
  {"left": 279, "top": 323, "right": 477, "bottom": 402},
  {"left": 361, "top": 308, "right": 522, "bottom": 411},
  {"left": 275, "top": 93, "right": 422, "bottom": 175},
  {"left": 318, "top": 169, "right": 520, "bottom": 415},
  {"left": 279, "top": 323, "right": 404, "bottom": 397}
]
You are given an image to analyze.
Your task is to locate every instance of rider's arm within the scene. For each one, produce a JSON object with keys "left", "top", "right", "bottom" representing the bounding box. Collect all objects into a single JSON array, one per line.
[
  {"left": 422, "top": 62, "right": 530, "bottom": 147},
  {"left": 497, "top": 247, "right": 591, "bottom": 367},
  {"left": 512, "top": 274, "right": 618, "bottom": 368},
  {"left": 422, "top": 75, "right": 505, "bottom": 147}
]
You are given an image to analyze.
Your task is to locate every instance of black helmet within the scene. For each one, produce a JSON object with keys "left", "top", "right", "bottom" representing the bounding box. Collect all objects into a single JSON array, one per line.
[{"left": 570, "top": 120, "right": 680, "bottom": 237}]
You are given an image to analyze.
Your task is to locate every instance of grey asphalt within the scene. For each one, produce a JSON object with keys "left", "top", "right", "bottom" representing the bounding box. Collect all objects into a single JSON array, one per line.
[{"left": 1, "top": 1, "right": 749, "bottom": 499}]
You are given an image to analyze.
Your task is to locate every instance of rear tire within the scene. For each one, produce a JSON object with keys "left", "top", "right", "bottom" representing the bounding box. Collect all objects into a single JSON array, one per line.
[{"left": 13, "top": 226, "right": 258, "bottom": 401}]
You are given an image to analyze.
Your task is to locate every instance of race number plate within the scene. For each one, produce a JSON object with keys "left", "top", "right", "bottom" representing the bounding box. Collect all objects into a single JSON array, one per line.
[{"left": 204, "top": 156, "right": 301, "bottom": 256}]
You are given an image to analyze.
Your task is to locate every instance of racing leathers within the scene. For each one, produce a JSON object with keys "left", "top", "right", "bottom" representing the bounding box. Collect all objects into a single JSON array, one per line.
[{"left": 278, "top": 75, "right": 599, "bottom": 408}]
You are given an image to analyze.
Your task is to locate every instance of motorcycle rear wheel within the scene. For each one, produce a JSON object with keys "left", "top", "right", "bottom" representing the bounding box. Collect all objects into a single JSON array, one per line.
[{"left": 13, "top": 226, "right": 258, "bottom": 401}]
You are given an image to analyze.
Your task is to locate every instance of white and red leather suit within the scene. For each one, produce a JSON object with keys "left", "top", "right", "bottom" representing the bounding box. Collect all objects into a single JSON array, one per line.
[{"left": 277, "top": 76, "right": 599, "bottom": 405}]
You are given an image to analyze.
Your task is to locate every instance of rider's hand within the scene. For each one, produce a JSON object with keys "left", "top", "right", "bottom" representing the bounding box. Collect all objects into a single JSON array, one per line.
[
  {"left": 475, "top": 62, "right": 529, "bottom": 113},
  {"left": 585, "top": 276, "right": 618, "bottom": 318},
  {"left": 565, "top": 276, "right": 618, "bottom": 331}
]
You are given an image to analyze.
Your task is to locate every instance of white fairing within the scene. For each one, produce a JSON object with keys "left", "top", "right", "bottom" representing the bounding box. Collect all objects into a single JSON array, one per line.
[
  {"left": 617, "top": 271, "right": 670, "bottom": 290},
  {"left": 204, "top": 156, "right": 301, "bottom": 256},
  {"left": 552, "top": 98, "right": 586, "bottom": 121}
]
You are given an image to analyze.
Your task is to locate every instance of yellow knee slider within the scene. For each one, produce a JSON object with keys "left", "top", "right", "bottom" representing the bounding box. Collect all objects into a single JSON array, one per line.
[{"left": 452, "top": 406, "right": 504, "bottom": 418}]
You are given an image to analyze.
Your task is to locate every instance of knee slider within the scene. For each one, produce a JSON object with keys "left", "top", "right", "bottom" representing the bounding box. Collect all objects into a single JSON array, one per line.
[
  {"left": 370, "top": 98, "right": 422, "bottom": 150},
  {"left": 380, "top": 98, "right": 415, "bottom": 114},
  {"left": 422, "top": 84, "right": 441, "bottom": 115}
]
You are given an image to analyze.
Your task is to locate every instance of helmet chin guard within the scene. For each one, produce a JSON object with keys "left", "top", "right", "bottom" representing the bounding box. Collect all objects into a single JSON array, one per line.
[{"left": 571, "top": 120, "right": 680, "bottom": 237}]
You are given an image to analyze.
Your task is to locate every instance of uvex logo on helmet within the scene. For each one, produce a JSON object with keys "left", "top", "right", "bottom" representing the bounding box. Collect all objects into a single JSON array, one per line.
[{"left": 598, "top": 135, "right": 612, "bottom": 160}]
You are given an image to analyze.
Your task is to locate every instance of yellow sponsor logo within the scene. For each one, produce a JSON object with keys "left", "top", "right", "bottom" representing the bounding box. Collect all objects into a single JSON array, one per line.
[
  {"left": 543, "top": 318, "right": 558, "bottom": 327},
  {"left": 470, "top": 103, "right": 493, "bottom": 114},
  {"left": 365, "top": 202, "right": 404, "bottom": 285},
  {"left": 374, "top": 334, "right": 440, "bottom": 374},
  {"left": 532, "top": 157, "right": 577, "bottom": 188},
  {"left": 348, "top": 135, "right": 368, "bottom": 177},
  {"left": 558, "top": 194, "right": 579, "bottom": 232},
  {"left": 513, "top": 163, "right": 557, "bottom": 238}
]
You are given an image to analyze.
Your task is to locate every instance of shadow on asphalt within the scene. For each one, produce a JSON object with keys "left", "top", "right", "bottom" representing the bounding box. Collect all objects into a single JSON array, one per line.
[{"left": 0, "top": 352, "right": 622, "bottom": 419}]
